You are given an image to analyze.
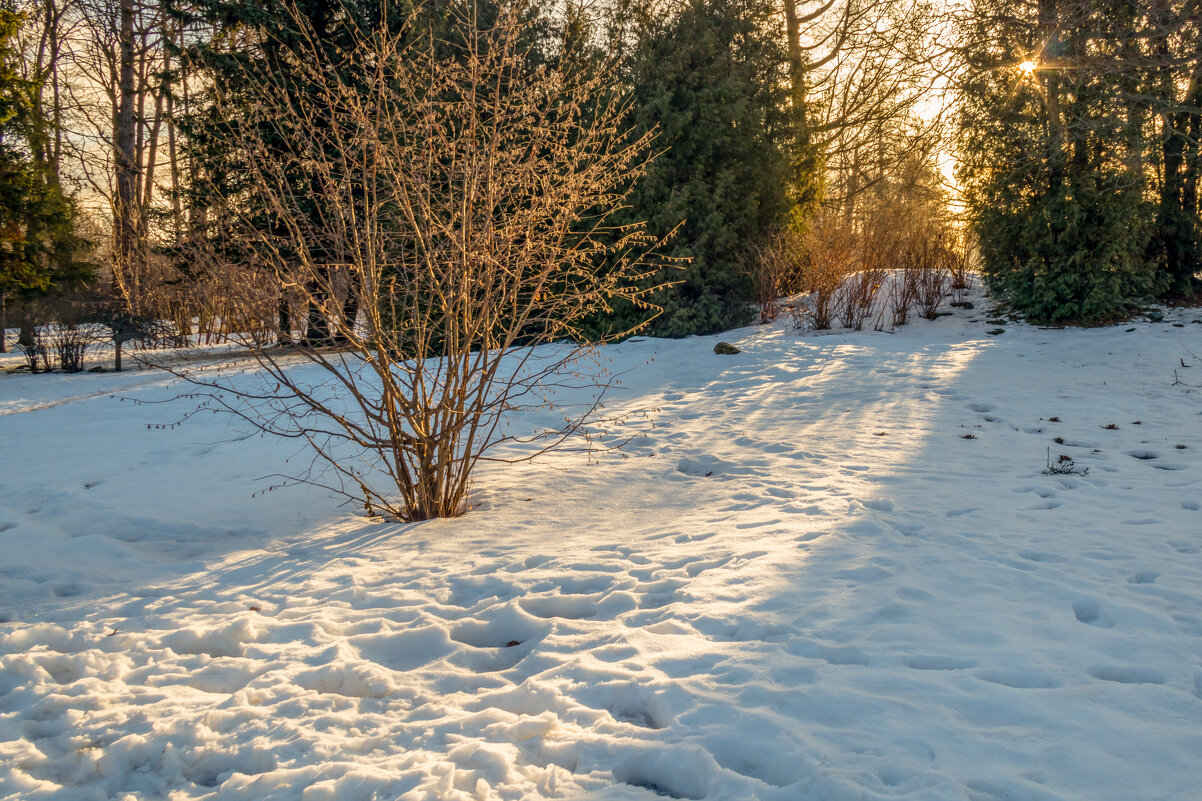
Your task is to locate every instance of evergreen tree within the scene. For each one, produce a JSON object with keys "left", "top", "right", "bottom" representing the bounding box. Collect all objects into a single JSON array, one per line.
[
  {"left": 612, "top": 0, "right": 803, "bottom": 337},
  {"left": 1147, "top": 0, "right": 1202, "bottom": 297},
  {"left": 957, "top": 0, "right": 1200, "bottom": 322},
  {"left": 168, "top": 0, "right": 544, "bottom": 344},
  {"left": 0, "top": 7, "right": 89, "bottom": 349},
  {"left": 168, "top": 0, "right": 405, "bottom": 343}
]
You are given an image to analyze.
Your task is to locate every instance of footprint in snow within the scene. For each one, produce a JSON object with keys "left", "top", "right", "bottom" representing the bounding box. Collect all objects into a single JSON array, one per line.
[
  {"left": 976, "top": 669, "right": 1061, "bottom": 689},
  {"left": 1072, "top": 599, "right": 1114, "bottom": 628},
  {"left": 675, "top": 455, "right": 730, "bottom": 477},
  {"left": 1018, "top": 550, "right": 1063, "bottom": 563},
  {"left": 673, "top": 531, "right": 715, "bottom": 544},
  {"left": 903, "top": 655, "right": 979, "bottom": 671},
  {"left": 1087, "top": 665, "right": 1166, "bottom": 685},
  {"left": 579, "top": 681, "right": 679, "bottom": 730},
  {"left": 351, "top": 626, "right": 459, "bottom": 672},
  {"left": 833, "top": 565, "right": 894, "bottom": 583},
  {"left": 613, "top": 753, "right": 711, "bottom": 801},
  {"left": 519, "top": 591, "right": 637, "bottom": 621}
]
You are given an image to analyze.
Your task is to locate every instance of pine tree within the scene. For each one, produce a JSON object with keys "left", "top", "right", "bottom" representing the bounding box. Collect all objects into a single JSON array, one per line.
[
  {"left": 0, "top": 8, "right": 89, "bottom": 349},
  {"left": 957, "top": 0, "right": 1200, "bottom": 322},
  {"left": 168, "top": 0, "right": 535, "bottom": 344},
  {"left": 168, "top": 0, "right": 400, "bottom": 344},
  {"left": 611, "top": 0, "right": 804, "bottom": 337},
  {"left": 1148, "top": 0, "right": 1202, "bottom": 297}
]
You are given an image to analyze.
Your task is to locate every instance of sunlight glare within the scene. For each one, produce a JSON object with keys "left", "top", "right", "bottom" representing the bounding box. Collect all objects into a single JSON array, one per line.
[{"left": 1019, "top": 60, "right": 1038, "bottom": 75}]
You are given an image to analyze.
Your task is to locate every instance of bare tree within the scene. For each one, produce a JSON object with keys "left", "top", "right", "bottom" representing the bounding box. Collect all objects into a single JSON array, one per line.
[
  {"left": 785, "top": 0, "right": 952, "bottom": 216},
  {"left": 20, "top": 0, "right": 192, "bottom": 314},
  {"left": 173, "top": 2, "right": 673, "bottom": 521}
]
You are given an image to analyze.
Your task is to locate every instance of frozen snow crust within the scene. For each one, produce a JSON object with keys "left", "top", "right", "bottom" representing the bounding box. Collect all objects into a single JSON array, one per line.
[{"left": 2, "top": 290, "right": 1202, "bottom": 800}]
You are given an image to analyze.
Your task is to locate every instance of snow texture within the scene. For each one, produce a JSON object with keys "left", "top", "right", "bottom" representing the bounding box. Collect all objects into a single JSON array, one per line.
[{"left": 2, "top": 289, "right": 1202, "bottom": 800}]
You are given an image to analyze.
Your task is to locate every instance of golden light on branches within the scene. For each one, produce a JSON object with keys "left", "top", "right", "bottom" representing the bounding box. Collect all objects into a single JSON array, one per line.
[{"left": 170, "top": 1, "right": 678, "bottom": 522}]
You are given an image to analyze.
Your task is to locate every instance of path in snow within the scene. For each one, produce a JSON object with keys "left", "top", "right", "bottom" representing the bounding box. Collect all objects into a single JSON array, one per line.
[{"left": 2, "top": 292, "right": 1201, "bottom": 800}]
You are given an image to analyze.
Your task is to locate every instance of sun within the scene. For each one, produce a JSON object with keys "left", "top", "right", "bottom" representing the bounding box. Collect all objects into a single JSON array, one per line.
[{"left": 1019, "top": 60, "right": 1039, "bottom": 75}]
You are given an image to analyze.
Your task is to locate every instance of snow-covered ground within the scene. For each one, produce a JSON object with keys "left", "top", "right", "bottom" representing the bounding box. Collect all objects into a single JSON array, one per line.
[{"left": 2, "top": 290, "right": 1201, "bottom": 801}]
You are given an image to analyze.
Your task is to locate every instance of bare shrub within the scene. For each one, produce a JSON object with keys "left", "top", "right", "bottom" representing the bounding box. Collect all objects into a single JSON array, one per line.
[
  {"left": 835, "top": 269, "right": 882, "bottom": 330},
  {"left": 796, "top": 213, "right": 857, "bottom": 330},
  {"left": 888, "top": 270, "right": 919, "bottom": 328},
  {"left": 749, "top": 228, "right": 805, "bottom": 323},
  {"left": 838, "top": 207, "right": 901, "bottom": 330},
  {"left": 948, "top": 238, "right": 975, "bottom": 305},
  {"left": 914, "top": 263, "right": 950, "bottom": 319},
  {"left": 51, "top": 321, "right": 95, "bottom": 372},
  {"left": 171, "top": 3, "right": 672, "bottom": 522},
  {"left": 99, "top": 309, "right": 176, "bottom": 372},
  {"left": 909, "top": 231, "right": 953, "bottom": 320},
  {"left": 20, "top": 329, "right": 51, "bottom": 373},
  {"left": 1045, "top": 448, "right": 1089, "bottom": 476}
]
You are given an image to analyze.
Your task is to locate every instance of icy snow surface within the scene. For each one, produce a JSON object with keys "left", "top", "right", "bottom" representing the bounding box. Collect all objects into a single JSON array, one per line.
[{"left": 2, "top": 293, "right": 1202, "bottom": 800}]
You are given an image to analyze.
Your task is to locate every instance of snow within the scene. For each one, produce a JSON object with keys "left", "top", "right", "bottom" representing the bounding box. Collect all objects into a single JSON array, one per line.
[{"left": 2, "top": 290, "right": 1202, "bottom": 800}]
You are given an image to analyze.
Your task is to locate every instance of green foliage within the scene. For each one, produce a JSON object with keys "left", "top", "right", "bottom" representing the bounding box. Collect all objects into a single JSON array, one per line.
[
  {"left": 957, "top": 0, "right": 1196, "bottom": 322},
  {"left": 976, "top": 177, "right": 1155, "bottom": 324},
  {"left": 169, "top": 0, "right": 548, "bottom": 343},
  {"left": 0, "top": 9, "right": 90, "bottom": 303},
  {"left": 174, "top": 0, "right": 817, "bottom": 341},
  {"left": 608, "top": 0, "right": 804, "bottom": 337}
]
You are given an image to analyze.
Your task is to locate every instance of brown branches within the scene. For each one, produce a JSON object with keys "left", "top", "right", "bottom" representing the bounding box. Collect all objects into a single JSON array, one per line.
[
  {"left": 795, "top": 212, "right": 856, "bottom": 330},
  {"left": 171, "top": 2, "right": 672, "bottom": 522},
  {"left": 749, "top": 228, "right": 806, "bottom": 324}
]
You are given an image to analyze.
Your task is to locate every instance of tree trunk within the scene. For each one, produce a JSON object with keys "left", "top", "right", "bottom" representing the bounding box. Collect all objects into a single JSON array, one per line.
[
  {"left": 1038, "top": 0, "right": 1065, "bottom": 186},
  {"left": 302, "top": 283, "right": 331, "bottom": 345},
  {"left": 114, "top": 0, "right": 140, "bottom": 309},
  {"left": 1151, "top": 0, "right": 1200, "bottom": 295},
  {"left": 18, "top": 312, "right": 35, "bottom": 349},
  {"left": 167, "top": 67, "right": 182, "bottom": 247},
  {"left": 0, "top": 294, "right": 7, "bottom": 353},
  {"left": 278, "top": 295, "right": 292, "bottom": 345},
  {"left": 782, "top": 1, "right": 819, "bottom": 207},
  {"left": 783, "top": 1, "right": 804, "bottom": 112},
  {"left": 1178, "top": 40, "right": 1202, "bottom": 294},
  {"left": 50, "top": 0, "right": 61, "bottom": 176},
  {"left": 339, "top": 291, "right": 360, "bottom": 344}
]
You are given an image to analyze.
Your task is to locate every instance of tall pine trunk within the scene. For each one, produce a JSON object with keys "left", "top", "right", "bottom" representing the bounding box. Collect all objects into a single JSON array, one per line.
[
  {"left": 1153, "top": 0, "right": 1201, "bottom": 296},
  {"left": 114, "top": 0, "right": 139, "bottom": 309},
  {"left": 1038, "top": 0, "right": 1065, "bottom": 187}
]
